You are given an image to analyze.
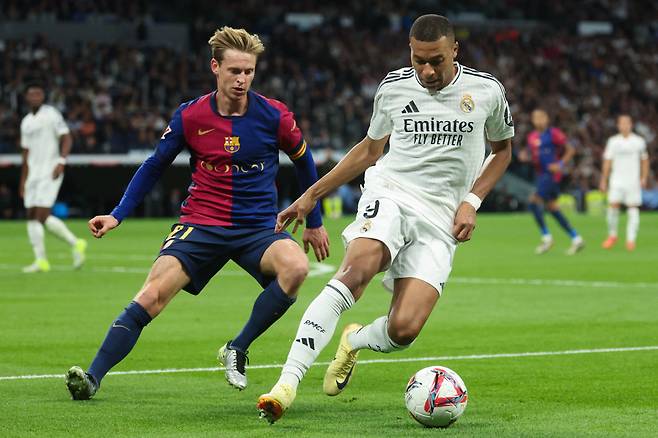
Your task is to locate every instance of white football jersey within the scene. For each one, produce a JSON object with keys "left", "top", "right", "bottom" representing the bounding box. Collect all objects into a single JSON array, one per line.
[
  {"left": 20, "top": 104, "right": 70, "bottom": 180},
  {"left": 603, "top": 133, "right": 648, "bottom": 188},
  {"left": 365, "top": 62, "right": 515, "bottom": 233}
]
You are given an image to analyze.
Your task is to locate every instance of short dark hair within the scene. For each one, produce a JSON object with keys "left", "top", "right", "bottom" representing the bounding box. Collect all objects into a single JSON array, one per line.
[
  {"left": 409, "top": 14, "right": 454, "bottom": 42},
  {"left": 24, "top": 80, "right": 45, "bottom": 93}
]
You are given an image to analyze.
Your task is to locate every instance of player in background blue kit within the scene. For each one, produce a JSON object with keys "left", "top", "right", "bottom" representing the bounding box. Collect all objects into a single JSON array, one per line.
[
  {"left": 521, "top": 109, "right": 584, "bottom": 255},
  {"left": 65, "top": 27, "right": 329, "bottom": 400}
]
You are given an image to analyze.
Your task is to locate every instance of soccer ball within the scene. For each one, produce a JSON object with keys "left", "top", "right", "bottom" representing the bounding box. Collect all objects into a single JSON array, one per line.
[{"left": 404, "top": 365, "right": 468, "bottom": 428}]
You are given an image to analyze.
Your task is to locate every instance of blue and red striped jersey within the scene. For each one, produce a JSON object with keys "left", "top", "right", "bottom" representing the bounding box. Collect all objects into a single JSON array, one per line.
[
  {"left": 111, "top": 90, "right": 322, "bottom": 228},
  {"left": 527, "top": 127, "right": 567, "bottom": 182}
]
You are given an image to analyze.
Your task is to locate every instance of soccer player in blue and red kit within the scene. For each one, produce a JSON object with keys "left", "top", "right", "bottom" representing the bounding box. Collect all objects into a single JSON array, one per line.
[
  {"left": 522, "top": 108, "right": 584, "bottom": 255},
  {"left": 65, "top": 27, "right": 330, "bottom": 400}
]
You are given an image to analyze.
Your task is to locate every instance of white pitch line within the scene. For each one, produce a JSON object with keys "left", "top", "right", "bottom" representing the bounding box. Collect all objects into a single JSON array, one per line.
[
  {"left": 2, "top": 345, "right": 657, "bottom": 381},
  {"left": 2, "top": 260, "right": 656, "bottom": 290},
  {"left": 2, "top": 263, "right": 655, "bottom": 290},
  {"left": 450, "top": 277, "right": 658, "bottom": 289}
]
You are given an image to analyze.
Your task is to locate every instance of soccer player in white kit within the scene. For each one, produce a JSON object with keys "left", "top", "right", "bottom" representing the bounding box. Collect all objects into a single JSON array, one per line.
[
  {"left": 19, "top": 83, "right": 87, "bottom": 273},
  {"left": 599, "top": 115, "right": 649, "bottom": 251},
  {"left": 257, "top": 14, "right": 514, "bottom": 423}
]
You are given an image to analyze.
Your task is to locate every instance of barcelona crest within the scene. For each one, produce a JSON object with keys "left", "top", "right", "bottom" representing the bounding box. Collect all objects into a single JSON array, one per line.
[{"left": 224, "top": 136, "right": 240, "bottom": 153}]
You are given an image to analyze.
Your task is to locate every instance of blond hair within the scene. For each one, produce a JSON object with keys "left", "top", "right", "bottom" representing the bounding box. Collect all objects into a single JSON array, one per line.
[{"left": 208, "top": 26, "right": 265, "bottom": 63}]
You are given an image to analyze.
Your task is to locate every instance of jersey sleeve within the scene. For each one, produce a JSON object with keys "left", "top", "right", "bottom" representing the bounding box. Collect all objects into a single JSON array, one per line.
[
  {"left": 267, "top": 99, "right": 322, "bottom": 227},
  {"left": 551, "top": 128, "right": 567, "bottom": 146},
  {"left": 110, "top": 104, "right": 186, "bottom": 222},
  {"left": 51, "top": 108, "right": 71, "bottom": 136},
  {"left": 639, "top": 137, "right": 649, "bottom": 159},
  {"left": 603, "top": 138, "right": 614, "bottom": 160},
  {"left": 367, "top": 86, "right": 393, "bottom": 140},
  {"left": 484, "top": 83, "right": 515, "bottom": 142},
  {"left": 20, "top": 118, "right": 29, "bottom": 149},
  {"left": 273, "top": 101, "right": 306, "bottom": 159}
]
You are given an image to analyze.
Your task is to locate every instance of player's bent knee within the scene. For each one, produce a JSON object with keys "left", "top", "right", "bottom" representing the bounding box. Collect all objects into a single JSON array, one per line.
[
  {"left": 278, "top": 257, "right": 309, "bottom": 295},
  {"left": 134, "top": 283, "right": 169, "bottom": 318}
]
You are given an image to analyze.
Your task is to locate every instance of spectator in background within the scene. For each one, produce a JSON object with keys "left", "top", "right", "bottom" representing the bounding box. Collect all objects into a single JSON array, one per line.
[{"left": 0, "top": 0, "right": 656, "bottom": 199}]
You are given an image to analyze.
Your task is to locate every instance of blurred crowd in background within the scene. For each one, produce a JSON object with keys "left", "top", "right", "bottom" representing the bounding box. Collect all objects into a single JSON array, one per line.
[{"left": 1, "top": 0, "right": 658, "bottom": 217}]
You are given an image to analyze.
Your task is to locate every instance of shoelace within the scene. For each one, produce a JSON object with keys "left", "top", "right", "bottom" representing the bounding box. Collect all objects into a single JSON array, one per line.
[
  {"left": 231, "top": 350, "right": 249, "bottom": 375},
  {"left": 336, "top": 346, "right": 356, "bottom": 375}
]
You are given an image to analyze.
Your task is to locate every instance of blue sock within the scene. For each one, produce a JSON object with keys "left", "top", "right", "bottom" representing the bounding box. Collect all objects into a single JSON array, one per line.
[
  {"left": 550, "top": 210, "right": 578, "bottom": 238},
  {"left": 88, "top": 301, "right": 152, "bottom": 385},
  {"left": 529, "top": 203, "right": 549, "bottom": 236},
  {"left": 230, "top": 280, "right": 295, "bottom": 353}
]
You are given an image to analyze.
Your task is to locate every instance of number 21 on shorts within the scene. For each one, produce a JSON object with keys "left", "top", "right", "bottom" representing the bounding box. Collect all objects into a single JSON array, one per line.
[{"left": 166, "top": 225, "right": 194, "bottom": 241}]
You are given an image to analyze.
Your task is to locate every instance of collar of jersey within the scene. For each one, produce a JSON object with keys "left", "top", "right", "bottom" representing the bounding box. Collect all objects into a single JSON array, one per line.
[
  {"left": 29, "top": 105, "right": 45, "bottom": 117},
  {"left": 209, "top": 90, "right": 254, "bottom": 119},
  {"left": 414, "top": 62, "right": 462, "bottom": 93}
]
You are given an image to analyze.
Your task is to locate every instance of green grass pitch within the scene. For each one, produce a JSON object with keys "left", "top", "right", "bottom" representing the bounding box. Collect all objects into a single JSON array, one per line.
[{"left": 1, "top": 213, "right": 657, "bottom": 437}]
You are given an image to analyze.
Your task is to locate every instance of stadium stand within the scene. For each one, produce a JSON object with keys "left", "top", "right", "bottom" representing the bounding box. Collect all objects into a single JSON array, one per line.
[{"left": 1, "top": 0, "right": 657, "bottom": 217}]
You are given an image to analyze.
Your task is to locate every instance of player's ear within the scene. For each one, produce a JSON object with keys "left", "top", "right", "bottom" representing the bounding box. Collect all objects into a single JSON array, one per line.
[
  {"left": 210, "top": 57, "right": 220, "bottom": 74},
  {"left": 453, "top": 40, "right": 459, "bottom": 58}
]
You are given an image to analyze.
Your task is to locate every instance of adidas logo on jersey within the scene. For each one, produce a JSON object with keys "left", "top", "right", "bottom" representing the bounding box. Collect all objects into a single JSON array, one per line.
[
  {"left": 401, "top": 100, "right": 420, "bottom": 114},
  {"left": 295, "top": 337, "right": 315, "bottom": 350}
]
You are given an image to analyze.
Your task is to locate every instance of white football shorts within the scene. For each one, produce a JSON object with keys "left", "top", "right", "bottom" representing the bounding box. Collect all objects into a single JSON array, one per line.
[
  {"left": 23, "top": 175, "right": 63, "bottom": 208},
  {"left": 608, "top": 185, "right": 641, "bottom": 207},
  {"left": 342, "top": 190, "right": 456, "bottom": 295}
]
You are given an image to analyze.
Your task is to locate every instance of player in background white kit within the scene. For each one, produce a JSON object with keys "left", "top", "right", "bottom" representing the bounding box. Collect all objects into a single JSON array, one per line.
[
  {"left": 19, "top": 82, "right": 87, "bottom": 273},
  {"left": 599, "top": 114, "right": 650, "bottom": 251},
  {"left": 258, "top": 14, "right": 514, "bottom": 423}
]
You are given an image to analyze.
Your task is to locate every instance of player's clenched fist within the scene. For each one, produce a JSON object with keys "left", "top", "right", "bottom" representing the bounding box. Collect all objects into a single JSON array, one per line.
[
  {"left": 88, "top": 215, "right": 119, "bottom": 238},
  {"left": 452, "top": 202, "right": 477, "bottom": 242}
]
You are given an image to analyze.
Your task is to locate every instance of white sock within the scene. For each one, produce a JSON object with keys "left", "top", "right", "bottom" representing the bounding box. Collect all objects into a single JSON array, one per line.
[
  {"left": 27, "top": 220, "right": 46, "bottom": 260},
  {"left": 45, "top": 215, "right": 77, "bottom": 245},
  {"left": 348, "top": 315, "right": 410, "bottom": 353},
  {"left": 607, "top": 207, "right": 619, "bottom": 238},
  {"left": 278, "top": 279, "right": 355, "bottom": 389},
  {"left": 626, "top": 207, "right": 639, "bottom": 243}
]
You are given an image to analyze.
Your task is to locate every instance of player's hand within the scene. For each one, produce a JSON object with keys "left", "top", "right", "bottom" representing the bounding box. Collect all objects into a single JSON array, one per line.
[
  {"left": 517, "top": 148, "right": 529, "bottom": 163},
  {"left": 52, "top": 163, "right": 65, "bottom": 179},
  {"left": 276, "top": 192, "right": 316, "bottom": 233},
  {"left": 19, "top": 182, "right": 25, "bottom": 199},
  {"left": 303, "top": 226, "right": 330, "bottom": 261},
  {"left": 640, "top": 177, "right": 648, "bottom": 189},
  {"left": 88, "top": 215, "right": 119, "bottom": 238},
  {"left": 547, "top": 162, "right": 562, "bottom": 174},
  {"left": 599, "top": 179, "right": 607, "bottom": 192},
  {"left": 452, "top": 202, "right": 477, "bottom": 243}
]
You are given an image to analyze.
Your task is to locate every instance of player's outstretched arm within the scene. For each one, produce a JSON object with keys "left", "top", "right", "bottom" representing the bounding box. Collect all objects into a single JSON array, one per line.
[
  {"left": 453, "top": 138, "right": 512, "bottom": 242},
  {"left": 88, "top": 215, "right": 119, "bottom": 238},
  {"left": 276, "top": 135, "right": 388, "bottom": 233}
]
